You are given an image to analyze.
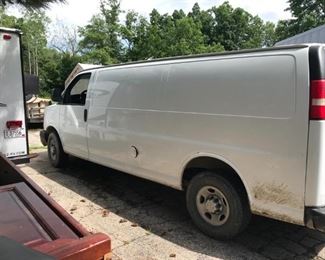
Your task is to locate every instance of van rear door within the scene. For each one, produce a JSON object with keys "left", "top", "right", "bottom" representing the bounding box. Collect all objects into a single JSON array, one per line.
[{"left": 0, "top": 28, "right": 28, "bottom": 162}]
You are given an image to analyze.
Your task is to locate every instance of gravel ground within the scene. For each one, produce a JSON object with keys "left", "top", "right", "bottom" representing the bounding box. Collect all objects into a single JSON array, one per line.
[{"left": 19, "top": 129, "right": 325, "bottom": 260}]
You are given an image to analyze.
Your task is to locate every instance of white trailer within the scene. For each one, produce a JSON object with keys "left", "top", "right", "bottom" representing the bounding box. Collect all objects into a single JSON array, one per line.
[{"left": 0, "top": 27, "right": 29, "bottom": 164}]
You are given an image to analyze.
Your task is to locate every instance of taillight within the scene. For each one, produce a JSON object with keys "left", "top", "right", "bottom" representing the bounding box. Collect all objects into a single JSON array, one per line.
[
  {"left": 6, "top": 120, "right": 22, "bottom": 129},
  {"left": 3, "top": 34, "right": 11, "bottom": 40},
  {"left": 310, "top": 80, "right": 325, "bottom": 120}
]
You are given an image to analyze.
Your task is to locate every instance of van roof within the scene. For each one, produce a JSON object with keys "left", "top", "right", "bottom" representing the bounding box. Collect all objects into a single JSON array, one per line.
[{"left": 82, "top": 44, "right": 315, "bottom": 73}]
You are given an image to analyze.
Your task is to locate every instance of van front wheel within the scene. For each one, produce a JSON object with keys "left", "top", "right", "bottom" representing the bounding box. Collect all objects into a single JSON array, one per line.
[
  {"left": 186, "top": 172, "right": 250, "bottom": 239},
  {"left": 47, "top": 132, "right": 68, "bottom": 168}
]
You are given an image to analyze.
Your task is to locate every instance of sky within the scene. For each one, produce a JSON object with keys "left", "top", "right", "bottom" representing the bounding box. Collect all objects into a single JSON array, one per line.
[{"left": 46, "top": 0, "right": 292, "bottom": 26}]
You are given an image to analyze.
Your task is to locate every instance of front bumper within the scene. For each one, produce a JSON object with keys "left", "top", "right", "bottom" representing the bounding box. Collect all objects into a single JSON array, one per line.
[
  {"left": 40, "top": 130, "right": 48, "bottom": 146},
  {"left": 305, "top": 207, "right": 325, "bottom": 232}
]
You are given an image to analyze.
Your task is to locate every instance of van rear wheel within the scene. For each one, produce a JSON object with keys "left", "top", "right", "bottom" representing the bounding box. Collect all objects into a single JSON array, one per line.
[
  {"left": 186, "top": 171, "right": 251, "bottom": 239},
  {"left": 47, "top": 132, "right": 68, "bottom": 168}
]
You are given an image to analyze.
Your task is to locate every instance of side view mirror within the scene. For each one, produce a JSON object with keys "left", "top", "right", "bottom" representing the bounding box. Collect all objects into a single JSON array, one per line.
[{"left": 51, "top": 87, "right": 64, "bottom": 103}]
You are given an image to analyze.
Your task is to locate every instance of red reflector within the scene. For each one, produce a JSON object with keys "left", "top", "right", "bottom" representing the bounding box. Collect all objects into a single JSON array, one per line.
[
  {"left": 6, "top": 120, "right": 22, "bottom": 129},
  {"left": 310, "top": 80, "right": 325, "bottom": 120},
  {"left": 3, "top": 34, "right": 11, "bottom": 40}
]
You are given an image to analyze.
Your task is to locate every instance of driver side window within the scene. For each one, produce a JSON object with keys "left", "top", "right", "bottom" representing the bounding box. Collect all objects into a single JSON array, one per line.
[{"left": 64, "top": 73, "right": 91, "bottom": 105}]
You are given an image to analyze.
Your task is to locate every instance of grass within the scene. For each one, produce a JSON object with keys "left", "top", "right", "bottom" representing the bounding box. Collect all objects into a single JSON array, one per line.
[{"left": 29, "top": 145, "right": 46, "bottom": 152}]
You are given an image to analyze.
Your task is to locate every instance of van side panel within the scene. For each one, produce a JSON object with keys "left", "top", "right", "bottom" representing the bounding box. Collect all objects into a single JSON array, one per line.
[
  {"left": 87, "top": 48, "right": 310, "bottom": 224},
  {"left": 164, "top": 56, "right": 295, "bottom": 118},
  {"left": 87, "top": 66, "right": 166, "bottom": 176}
]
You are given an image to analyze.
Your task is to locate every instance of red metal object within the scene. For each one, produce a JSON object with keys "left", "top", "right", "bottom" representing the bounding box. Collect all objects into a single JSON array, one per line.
[{"left": 0, "top": 154, "right": 111, "bottom": 259}]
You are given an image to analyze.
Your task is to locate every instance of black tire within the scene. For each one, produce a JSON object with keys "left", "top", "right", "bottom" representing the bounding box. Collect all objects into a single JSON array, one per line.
[
  {"left": 186, "top": 171, "right": 251, "bottom": 239},
  {"left": 47, "top": 132, "right": 68, "bottom": 168}
]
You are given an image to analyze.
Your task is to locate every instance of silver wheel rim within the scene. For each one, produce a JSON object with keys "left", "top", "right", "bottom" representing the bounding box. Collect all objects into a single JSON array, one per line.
[
  {"left": 49, "top": 139, "right": 57, "bottom": 161},
  {"left": 196, "top": 186, "right": 230, "bottom": 226}
]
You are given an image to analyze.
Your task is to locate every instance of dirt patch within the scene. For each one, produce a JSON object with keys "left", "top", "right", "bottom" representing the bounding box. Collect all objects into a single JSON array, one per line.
[{"left": 253, "top": 183, "right": 301, "bottom": 209}]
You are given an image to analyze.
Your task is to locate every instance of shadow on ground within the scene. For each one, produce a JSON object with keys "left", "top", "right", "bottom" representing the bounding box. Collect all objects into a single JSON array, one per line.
[
  {"left": 27, "top": 123, "right": 43, "bottom": 130},
  {"left": 29, "top": 151, "right": 325, "bottom": 260}
]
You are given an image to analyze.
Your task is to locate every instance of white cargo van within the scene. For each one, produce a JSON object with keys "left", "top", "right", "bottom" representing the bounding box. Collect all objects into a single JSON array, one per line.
[
  {"left": 0, "top": 27, "right": 29, "bottom": 164},
  {"left": 41, "top": 44, "right": 325, "bottom": 239}
]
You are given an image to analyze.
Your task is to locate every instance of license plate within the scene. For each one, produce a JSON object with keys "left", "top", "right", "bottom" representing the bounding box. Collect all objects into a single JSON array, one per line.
[{"left": 4, "top": 128, "right": 25, "bottom": 139}]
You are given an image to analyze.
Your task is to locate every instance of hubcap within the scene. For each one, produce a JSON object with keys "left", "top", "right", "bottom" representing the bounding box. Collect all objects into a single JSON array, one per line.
[
  {"left": 196, "top": 186, "right": 230, "bottom": 226},
  {"left": 49, "top": 140, "right": 57, "bottom": 161}
]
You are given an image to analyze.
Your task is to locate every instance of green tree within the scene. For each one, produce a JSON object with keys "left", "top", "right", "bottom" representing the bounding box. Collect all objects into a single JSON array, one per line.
[
  {"left": 0, "top": 6, "right": 20, "bottom": 27},
  {"left": 82, "top": 1, "right": 273, "bottom": 62},
  {"left": 276, "top": 0, "right": 325, "bottom": 41},
  {"left": 121, "top": 8, "right": 223, "bottom": 60},
  {"left": 172, "top": 9, "right": 186, "bottom": 21},
  {"left": 79, "top": 0, "right": 122, "bottom": 64},
  {"left": 42, "top": 20, "right": 83, "bottom": 94},
  {"left": 188, "top": 4, "right": 215, "bottom": 46},
  {"left": 38, "top": 49, "right": 82, "bottom": 95},
  {"left": 120, "top": 11, "right": 150, "bottom": 60},
  {"left": 288, "top": 0, "right": 324, "bottom": 21},
  {"left": 51, "top": 22, "right": 80, "bottom": 56},
  {"left": 165, "top": 16, "right": 223, "bottom": 56},
  {"left": 210, "top": 2, "right": 271, "bottom": 50},
  {"left": 262, "top": 22, "right": 277, "bottom": 47},
  {"left": 0, "top": 0, "right": 65, "bottom": 8},
  {"left": 20, "top": 10, "right": 50, "bottom": 75}
]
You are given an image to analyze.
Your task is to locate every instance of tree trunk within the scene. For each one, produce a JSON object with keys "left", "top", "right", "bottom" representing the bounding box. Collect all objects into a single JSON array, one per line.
[
  {"left": 28, "top": 44, "right": 31, "bottom": 75},
  {"left": 35, "top": 47, "right": 39, "bottom": 76}
]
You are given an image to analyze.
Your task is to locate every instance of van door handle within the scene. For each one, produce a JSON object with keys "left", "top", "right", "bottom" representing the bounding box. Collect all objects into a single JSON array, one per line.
[
  {"left": 84, "top": 109, "right": 88, "bottom": 122},
  {"left": 0, "top": 102, "right": 7, "bottom": 108}
]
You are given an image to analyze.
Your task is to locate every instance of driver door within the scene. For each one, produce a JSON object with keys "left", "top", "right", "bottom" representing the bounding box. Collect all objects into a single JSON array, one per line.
[{"left": 60, "top": 73, "right": 91, "bottom": 159}]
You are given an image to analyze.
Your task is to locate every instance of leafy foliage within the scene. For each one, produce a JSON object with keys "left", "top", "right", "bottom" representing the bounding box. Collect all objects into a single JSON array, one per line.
[
  {"left": 79, "top": 0, "right": 122, "bottom": 64},
  {"left": 276, "top": 0, "right": 325, "bottom": 41},
  {"left": 288, "top": 0, "right": 325, "bottom": 20},
  {"left": 0, "top": 0, "right": 65, "bottom": 9},
  {"left": 208, "top": 2, "right": 269, "bottom": 50},
  {"left": 79, "top": 1, "right": 275, "bottom": 64},
  {"left": 38, "top": 49, "right": 82, "bottom": 95},
  {"left": 0, "top": 6, "right": 19, "bottom": 27},
  {"left": 21, "top": 10, "right": 50, "bottom": 75}
]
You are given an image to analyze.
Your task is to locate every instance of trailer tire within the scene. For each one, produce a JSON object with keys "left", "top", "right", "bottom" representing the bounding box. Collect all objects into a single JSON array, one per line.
[
  {"left": 47, "top": 132, "right": 68, "bottom": 168},
  {"left": 186, "top": 171, "right": 250, "bottom": 239}
]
